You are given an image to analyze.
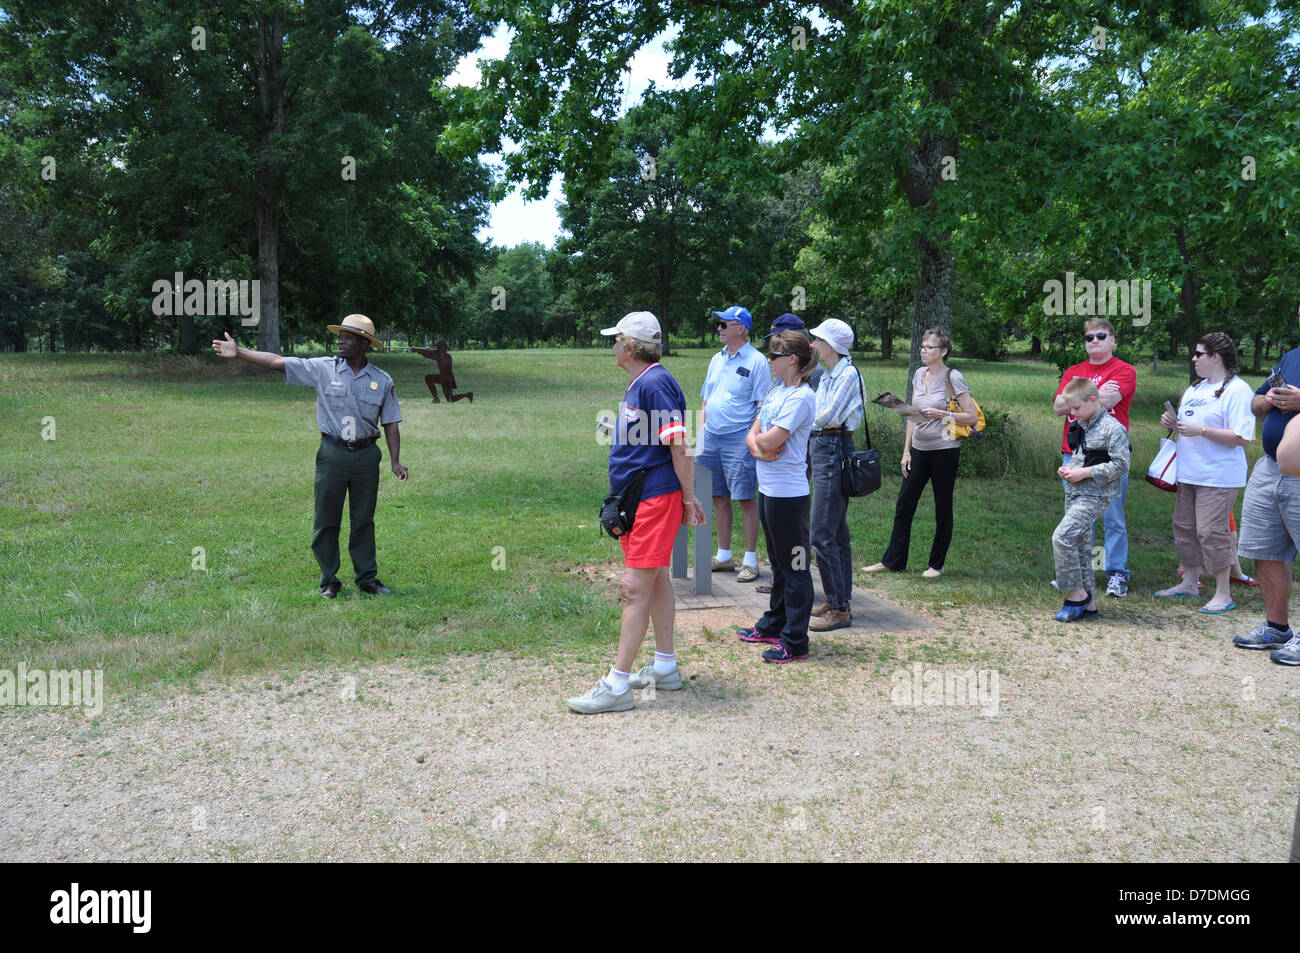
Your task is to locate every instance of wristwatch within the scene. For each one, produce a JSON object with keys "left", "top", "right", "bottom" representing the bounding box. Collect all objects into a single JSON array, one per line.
[{"left": 1201, "top": 424, "right": 1208, "bottom": 436}]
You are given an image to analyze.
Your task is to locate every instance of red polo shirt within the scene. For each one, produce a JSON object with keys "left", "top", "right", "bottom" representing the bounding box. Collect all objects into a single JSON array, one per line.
[{"left": 1055, "top": 355, "right": 1136, "bottom": 452}]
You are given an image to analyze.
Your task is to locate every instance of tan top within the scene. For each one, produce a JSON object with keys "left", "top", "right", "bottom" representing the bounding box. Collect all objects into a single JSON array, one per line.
[{"left": 909, "top": 366, "right": 970, "bottom": 451}]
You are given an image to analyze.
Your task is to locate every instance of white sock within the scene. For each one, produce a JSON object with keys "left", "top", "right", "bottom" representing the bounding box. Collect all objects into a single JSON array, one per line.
[
  {"left": 653, "top": 651, "right": 676, "bottom": 675},
  {"left": 716, "top": 548, "right": 733, "bottom": 562},
  {"left": 607, "top": 667, "right": 630, "bottom": 694},
  {"left": 743, "top": 551, "right": 758, "bottom": 568}
]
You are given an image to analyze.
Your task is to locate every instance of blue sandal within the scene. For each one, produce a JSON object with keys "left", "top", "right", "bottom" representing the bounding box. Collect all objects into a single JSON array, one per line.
[{"left": 1055, "top": 594, "right": 1094, "bottom": 622}]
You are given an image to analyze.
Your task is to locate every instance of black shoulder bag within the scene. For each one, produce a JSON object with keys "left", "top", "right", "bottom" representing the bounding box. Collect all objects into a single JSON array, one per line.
[
  {"left": 600, "top": 468, "right": 650, "bottom": 538},
  {"left": 841, "top": 368, "right": 882, "bottom": 497}
]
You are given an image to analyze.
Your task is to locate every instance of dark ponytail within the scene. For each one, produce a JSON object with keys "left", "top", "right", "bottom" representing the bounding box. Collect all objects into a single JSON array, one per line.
[{"left": 1197, "top": 332, "right": 1238, "bottom": 398}]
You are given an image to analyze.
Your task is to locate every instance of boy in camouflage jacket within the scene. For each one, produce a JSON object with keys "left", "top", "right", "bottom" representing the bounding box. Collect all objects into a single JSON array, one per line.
[{"left": 1052, "top": 378, "right": 1132, "bottom": 621}]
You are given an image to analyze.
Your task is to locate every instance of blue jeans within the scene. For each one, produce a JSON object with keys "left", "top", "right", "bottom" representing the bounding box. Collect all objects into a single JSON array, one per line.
[
  {"left": 811, "top": 432, "right": 854, "bottom": 609},
  {"left": 1062, "top": 452, "right": 1130, "bottom": 579}
]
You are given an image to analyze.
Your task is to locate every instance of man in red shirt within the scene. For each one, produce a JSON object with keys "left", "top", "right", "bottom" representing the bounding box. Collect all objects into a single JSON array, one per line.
[{"left": 1052, "top": 318, "right": 1137, "bottom": 597}]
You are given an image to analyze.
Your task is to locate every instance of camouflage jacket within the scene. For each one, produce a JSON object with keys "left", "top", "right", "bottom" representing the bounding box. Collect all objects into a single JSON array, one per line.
[{"left": 1067, "top": 410, "right": 1131, "bottom": 487}]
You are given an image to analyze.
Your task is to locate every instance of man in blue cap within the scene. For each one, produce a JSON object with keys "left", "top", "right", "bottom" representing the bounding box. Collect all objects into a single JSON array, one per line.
[{"left": 697, "top": 306, "right": 771, "bottom": 583}]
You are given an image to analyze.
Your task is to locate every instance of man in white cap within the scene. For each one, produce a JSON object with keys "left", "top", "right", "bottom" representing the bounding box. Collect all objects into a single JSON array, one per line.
[
  {"left": 807, "top": 319, "right": 863, "bottom": 632},
  {"left": 212, "top": 315, "right": 407, "bottom": 597},
  {"left": 569, "top": 311, "right": 705, "bottom": 713},
  {"left": 697, "top": 305, "right": 770, "bottom": 583}
]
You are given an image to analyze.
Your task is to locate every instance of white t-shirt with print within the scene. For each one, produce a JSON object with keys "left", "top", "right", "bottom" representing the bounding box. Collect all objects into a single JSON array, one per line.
[{"left": 1175, "top": 376, "right": 1256, "bottom": 487}]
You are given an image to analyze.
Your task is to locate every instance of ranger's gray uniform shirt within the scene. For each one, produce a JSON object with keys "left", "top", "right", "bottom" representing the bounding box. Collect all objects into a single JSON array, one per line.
[{"left": 284, "top": 356, "right": 402, "bottom": 439}]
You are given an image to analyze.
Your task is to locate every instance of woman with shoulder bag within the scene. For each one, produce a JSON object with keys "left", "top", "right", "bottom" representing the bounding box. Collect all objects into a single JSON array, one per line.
[
  {"left": 806, "top": 319, "right": 864, "bottom": 632},
  {"left": 866, "top": 327, "right": 979, "bottom": 579},
  {"left": 1153, "top": 332, "right": 1255, "bottom": 614}
]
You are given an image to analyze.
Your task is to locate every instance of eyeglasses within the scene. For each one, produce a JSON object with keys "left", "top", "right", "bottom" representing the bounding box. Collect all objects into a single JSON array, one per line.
[
  {"left": 1084, "top": 333, "right": 1109, "bottom": 342},
  {"left": 919, "top": 344, "right": 940, "bottom": 351},
  {"left": 1193, "top": 350, "right": 1209, "bottom": 358},
  {"left": 768, "top": 351, "right": 792, "bottom": 360}
]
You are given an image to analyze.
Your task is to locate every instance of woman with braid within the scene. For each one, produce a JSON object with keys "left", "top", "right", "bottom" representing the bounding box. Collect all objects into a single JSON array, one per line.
[{"left": 1155, "top": 333, "right": 1256, "bottom": 613}]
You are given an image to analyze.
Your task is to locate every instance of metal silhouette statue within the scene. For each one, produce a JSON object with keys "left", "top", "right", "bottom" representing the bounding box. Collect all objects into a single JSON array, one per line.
[{"left": 412, "top": 339, "right": 473, "bottom": 403}]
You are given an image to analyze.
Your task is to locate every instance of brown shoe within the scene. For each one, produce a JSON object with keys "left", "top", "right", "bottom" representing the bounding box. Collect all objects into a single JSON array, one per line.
[
  {"left": 812, "top": 602, "right": 832, "bottom": 618},
  {"left": 810, "top": 608, "right": 851, "bottom": 632}
]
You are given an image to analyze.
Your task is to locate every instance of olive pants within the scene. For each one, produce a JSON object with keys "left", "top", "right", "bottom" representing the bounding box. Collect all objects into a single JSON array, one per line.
[{"left": 312, "top": 438, "right": 381, "bottom": 587}]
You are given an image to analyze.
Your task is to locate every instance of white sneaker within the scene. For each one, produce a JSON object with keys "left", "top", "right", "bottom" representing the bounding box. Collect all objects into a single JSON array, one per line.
[
  {"left": 922, "top": 567, "right": 943, "bottom": 579},
  {"left": 567, "top": 677, "right": 635, "bottom": 714},
  {"left": 628, "top": 663, "right": 683, "bottom": 691}
]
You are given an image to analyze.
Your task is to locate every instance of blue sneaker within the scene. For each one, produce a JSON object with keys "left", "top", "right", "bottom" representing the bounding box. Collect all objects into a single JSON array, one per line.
[
  {"left": 1270, "top": 635, "right": 1300, "bottom": 666},
  {"left": 1233, "top": 622, "right": 1294, "bottom": 650}
]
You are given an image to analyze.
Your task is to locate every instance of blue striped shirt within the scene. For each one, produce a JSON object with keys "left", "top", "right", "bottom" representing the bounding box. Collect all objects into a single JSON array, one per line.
[{"left": 813, "top": 357, "right": 863, "bottom": 431}]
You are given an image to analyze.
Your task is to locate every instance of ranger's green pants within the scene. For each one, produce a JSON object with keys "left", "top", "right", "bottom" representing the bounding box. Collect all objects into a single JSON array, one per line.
[{"left": 312, "top": 438, "right": 381, "bottom": 586}]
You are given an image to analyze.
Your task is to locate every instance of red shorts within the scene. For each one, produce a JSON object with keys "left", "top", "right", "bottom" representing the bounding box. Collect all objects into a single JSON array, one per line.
[{"left": 621, "top": 491, "right": 683, "bottom": 568}]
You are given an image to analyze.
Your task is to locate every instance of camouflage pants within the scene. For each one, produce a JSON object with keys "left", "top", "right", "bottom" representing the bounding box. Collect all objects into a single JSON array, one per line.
[{"left": 1053, "top": 491, "right": 1117, "bottom": 593}]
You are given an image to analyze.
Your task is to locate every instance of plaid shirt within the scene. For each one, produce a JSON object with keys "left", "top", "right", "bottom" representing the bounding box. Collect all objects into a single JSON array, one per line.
[{"left": 813, "top": 356, "right": 863, "bottom": 431}]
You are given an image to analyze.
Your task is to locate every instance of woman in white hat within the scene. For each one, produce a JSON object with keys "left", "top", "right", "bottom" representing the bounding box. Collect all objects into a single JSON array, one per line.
[{"left": 806, "top": 318, "right": 863, "bottom": 632}]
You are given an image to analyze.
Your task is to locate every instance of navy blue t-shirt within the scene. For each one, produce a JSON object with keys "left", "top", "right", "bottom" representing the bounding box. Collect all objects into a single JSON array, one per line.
[
  {"left": 608, "top": 364, "right": 688, "bottom": 499},
  {"left": 1256, "top": 348, "right": 1300, "bottom": 459}
]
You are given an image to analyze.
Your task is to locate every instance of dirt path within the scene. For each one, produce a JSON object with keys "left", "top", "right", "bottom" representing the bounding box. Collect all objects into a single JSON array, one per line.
[{"left": 3, "top": 603, "right": 1296, "bottom": 861}]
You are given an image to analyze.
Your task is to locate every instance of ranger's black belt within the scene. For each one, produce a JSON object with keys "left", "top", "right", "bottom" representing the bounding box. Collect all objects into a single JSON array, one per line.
[{"left": 322, "top": 432, "right": 379, "bottom": 450}]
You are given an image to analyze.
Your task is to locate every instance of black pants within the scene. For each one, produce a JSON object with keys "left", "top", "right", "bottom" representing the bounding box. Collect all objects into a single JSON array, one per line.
[
  {"left": 756, "top": 492, "right": 813, "bottom": 656},
  {"left": 881, "top": 446, "right": 960, "bottom": 572}
]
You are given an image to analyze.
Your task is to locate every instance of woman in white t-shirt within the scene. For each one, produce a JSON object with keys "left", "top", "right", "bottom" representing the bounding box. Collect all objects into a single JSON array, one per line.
[
  {"left": 737, "top": 331, "right": 819, "bottom": 663},
  {"left": 1155, "top": 332, "right": 1256, "bottom": 613}
]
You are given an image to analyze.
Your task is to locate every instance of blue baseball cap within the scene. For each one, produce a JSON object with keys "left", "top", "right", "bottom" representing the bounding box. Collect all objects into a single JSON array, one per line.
[
  {"left": 764, "top": 312, "right": 806, "bottom": 339},
  {"left": 711, "top": 306, "right": 752, "bottom": 330}
]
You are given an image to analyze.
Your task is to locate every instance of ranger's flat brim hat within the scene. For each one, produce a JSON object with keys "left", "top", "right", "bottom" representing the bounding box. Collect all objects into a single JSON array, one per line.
[{"left": 327, "top": 313, "right": 383, "bottom": 348}]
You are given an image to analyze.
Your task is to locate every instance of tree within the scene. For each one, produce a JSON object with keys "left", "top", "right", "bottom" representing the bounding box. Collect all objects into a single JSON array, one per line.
[{"left": 0, "top": 0, "right": 491, "bottom": 352}]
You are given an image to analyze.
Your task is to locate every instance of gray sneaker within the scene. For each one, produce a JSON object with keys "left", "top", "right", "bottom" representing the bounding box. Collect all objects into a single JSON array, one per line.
[
  {"left": 1233, "top": 622, "right": 1295, "bottom": 650},
  {"left": 1106, "top": 573, "right": 1128, "bottom": 597},
  {"left": 627, "top": 663, "right": 683, "bottom": 691},
  {"left": 567, "top": 677, "right": 635, "bottom": 713},
  {"left": 1271, "top": 635, "right": 1300, "bottom": 665}
]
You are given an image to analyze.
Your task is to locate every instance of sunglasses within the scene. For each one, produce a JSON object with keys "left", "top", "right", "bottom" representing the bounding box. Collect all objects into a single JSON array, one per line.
[
  {"left": 716, "top": 321, "right": 740, "bottom": 330},
  {"left": 768, "top": 351, "right": 792, "bottom": 360},
  {"left": 1193, "top": 350, "right": 1210, "bottom": 358},
  {"left": 1084, "top": 332, "right": 1109, "bottom": 342}
]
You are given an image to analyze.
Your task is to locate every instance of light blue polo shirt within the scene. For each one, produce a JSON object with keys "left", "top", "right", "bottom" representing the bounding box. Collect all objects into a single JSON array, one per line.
[{"left": 700, "top": 342, "right": 770, "bottom": 435}]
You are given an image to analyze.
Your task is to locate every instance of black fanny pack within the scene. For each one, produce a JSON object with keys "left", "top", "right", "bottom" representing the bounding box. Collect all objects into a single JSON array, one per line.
[
  {"left": 600, "top": 468, "right": 650, "bottom": 538},
  {"left": 1083, "top": 447, "right": 1111, "bottom": 468}
]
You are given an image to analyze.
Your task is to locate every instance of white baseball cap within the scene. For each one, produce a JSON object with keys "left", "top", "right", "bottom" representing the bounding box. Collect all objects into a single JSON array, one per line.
[
  {"left": 810, "top": 319, "right": 854, "bottom": 357},
  {"left": 600, "top": 311, "right": 662, "bottom": 344}
]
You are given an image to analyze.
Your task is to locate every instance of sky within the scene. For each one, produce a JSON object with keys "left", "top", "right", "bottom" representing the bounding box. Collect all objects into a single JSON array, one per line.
[{"left": 446, "top": 23, "right": 692, "bottom": 250}]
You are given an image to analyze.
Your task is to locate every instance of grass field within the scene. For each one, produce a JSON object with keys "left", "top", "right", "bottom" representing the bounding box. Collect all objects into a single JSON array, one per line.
[{"left": 0, "top": 346, "right": 1273, "bottom": 692}]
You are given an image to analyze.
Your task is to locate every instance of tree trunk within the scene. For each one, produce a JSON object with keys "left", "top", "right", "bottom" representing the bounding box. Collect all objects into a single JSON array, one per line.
[
  {"left": 1174, "top": 224, "right": 1199, "bottom": 384},
  {"left": 1253, "top": 331, "right": 1264, "bottom": 372},
  {"left": 1031, "top": 335, "right": 1041, "bottom": 356},
  {"left": 905, "top": 231, "right": 954, "bottom": 402},
  {"left": 178, "top": 313, "right": 197, "bottom": 354},
  {"left": 879, "top": 312, "right": 891, "bottom": 360},
  {"left": 897, "top": 125, "right": 956, "bottom": 402},
  {"left": 254, "top": 12, "right": 286, "bottom": 354}
]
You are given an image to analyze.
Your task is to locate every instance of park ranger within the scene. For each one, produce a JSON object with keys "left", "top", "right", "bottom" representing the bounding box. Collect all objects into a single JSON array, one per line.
[{"left": 211, "top": 314, "right": 407, "bottom": 597}]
